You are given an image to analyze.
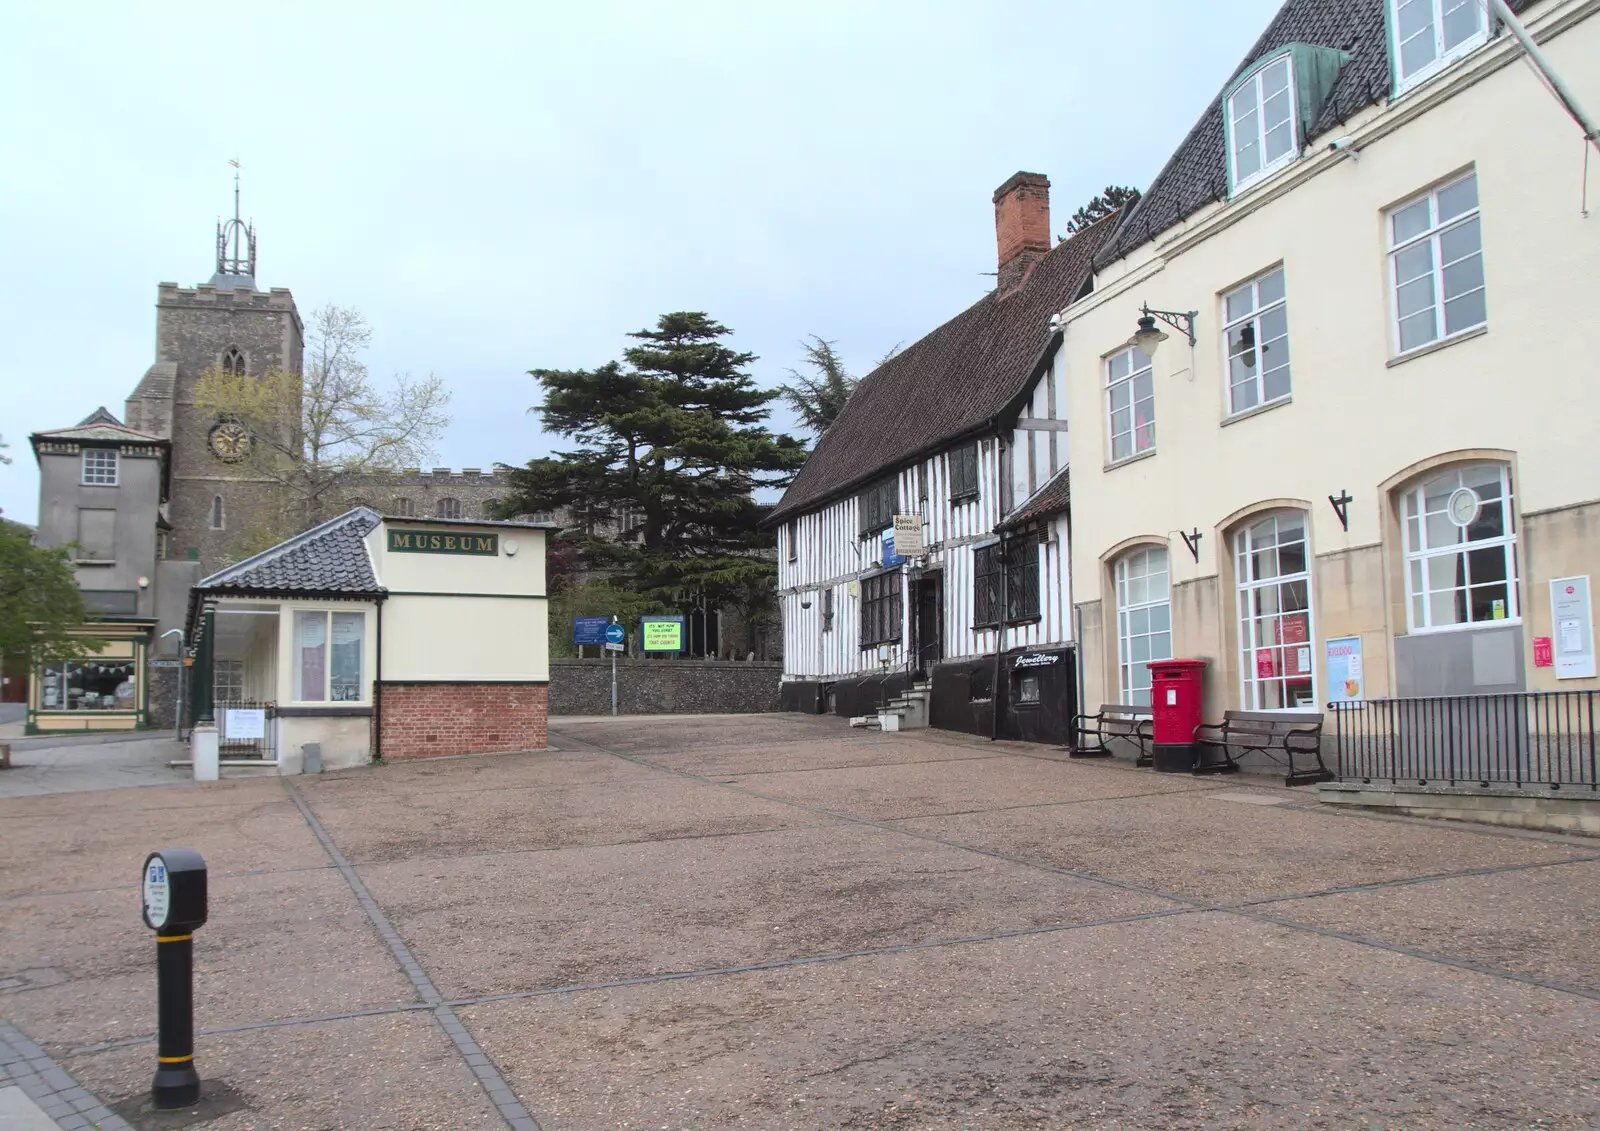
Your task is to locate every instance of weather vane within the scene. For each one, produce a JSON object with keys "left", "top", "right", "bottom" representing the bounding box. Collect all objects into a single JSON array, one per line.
[{"left": 215, "top": 158, "right": 256, "bottom": 279}]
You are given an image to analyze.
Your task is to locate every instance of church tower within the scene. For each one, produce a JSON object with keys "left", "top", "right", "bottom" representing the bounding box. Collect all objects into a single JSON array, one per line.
[{"left": 124, "top": 177, "right": 303, "bottom": 572}]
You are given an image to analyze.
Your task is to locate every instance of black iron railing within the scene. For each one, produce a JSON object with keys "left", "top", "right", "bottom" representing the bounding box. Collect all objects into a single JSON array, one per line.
[{"left": 1329, "top": 691, "right": 1600, "bottom": 790}]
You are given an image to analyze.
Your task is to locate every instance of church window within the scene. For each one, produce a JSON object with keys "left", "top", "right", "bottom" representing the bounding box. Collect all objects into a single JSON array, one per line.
[
  {"left": 437, "top": 498, "right": 462, "bottom": 519},
  {"left": 210, "top": 495, "right": 225, "bottom": 530},
  {"left": 222, "top": 348, "right": 246, "bottom": 377},
  {"left": 394, "top": 497, "right": 416, "bottom": 517}
]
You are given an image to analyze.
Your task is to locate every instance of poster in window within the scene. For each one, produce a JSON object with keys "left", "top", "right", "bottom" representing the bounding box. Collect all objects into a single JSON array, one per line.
[
  {"left": 1325, "top": 635, "right": 1364, "bottom": 704},
  {"left": 1255, "top": 649, "right": 1277, "bottom": 679}
]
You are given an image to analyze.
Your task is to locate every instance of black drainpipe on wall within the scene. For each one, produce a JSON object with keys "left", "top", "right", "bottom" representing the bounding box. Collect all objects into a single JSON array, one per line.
[
  {"left": 990, "top": 430, "right": 1009, "bottom": 741},
  {"left": 372, "top": 594, "right": 385, "bottom": 762}
]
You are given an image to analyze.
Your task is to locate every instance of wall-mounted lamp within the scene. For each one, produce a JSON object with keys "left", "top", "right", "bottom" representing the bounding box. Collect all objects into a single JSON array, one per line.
[
  {"left": 1328, "top": 490, "right": 1353, "bottom": 532},
  {"left": 800, "top": 600, "right": 813, "bottom": 610},
  {"left": 1132, "top": 304, "right": 1198, "bottom": 355},
  {"left": 137, "top": 576, "right": 150, "bottom": 588}
]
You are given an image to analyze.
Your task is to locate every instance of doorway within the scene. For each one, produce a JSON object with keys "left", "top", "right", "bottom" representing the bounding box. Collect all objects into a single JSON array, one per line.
[{"left": 914, "top": 574, "right": 943, "bottom": 677}]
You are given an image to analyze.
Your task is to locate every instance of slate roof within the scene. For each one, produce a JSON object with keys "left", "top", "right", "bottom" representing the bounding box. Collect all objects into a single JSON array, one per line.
[
  {"left": 1097, "top": 0, "right": 1531, "bottom": 266},
  {"left": 196, "top": 508, "right": 384, "bottom": 596},
  {"left": 767, "top": 213, "right": 1120, "bottom": 524},
  {"left": 30, "top": 407, "right": 164, "bottom": 446},
  {"left": 1004, "top": 466, "right": 1071, "bottom": 529}
]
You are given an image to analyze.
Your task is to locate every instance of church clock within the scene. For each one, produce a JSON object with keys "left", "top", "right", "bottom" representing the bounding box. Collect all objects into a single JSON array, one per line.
[{"left": 208, "top": 420, "right": 252, "bottom": 462}]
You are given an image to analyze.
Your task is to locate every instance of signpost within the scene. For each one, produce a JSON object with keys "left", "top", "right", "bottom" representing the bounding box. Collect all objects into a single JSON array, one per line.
[
  {"left": 605, "top": 620, "right": 625, "bottom": 714},
  {"left": 142, "top": 848, "right": 208, "bottom": 1109}
]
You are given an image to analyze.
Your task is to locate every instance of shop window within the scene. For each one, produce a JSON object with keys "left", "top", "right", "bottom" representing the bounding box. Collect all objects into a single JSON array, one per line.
[
  {"left": 949, "top": 444, "right": 980, "bottom": 502},
  {"left": 1105, "top": 345, "right": 1155, "bottom": 463},
  {"left": 1222, "top": 267, "right": 1291, "bottom": 415},
  {"left": 1401, "top": 463, "right": 1518, "bottom": 630},
  {"left": 969, "top": 665, "right": 994, "bottom": 701},
  {"left": 81, "top": 449, "right": 118, "bottom": 486},
  {"left": 1014, "top": 671, "right": 1042, "bottom": 706},
  {"left": 293, "top": 610, "right": 366, "bottom": 702},
  {"left": 1235, "top": 512, "right": 1316, "bottom": 709},
  {"left": 1388, "top": 0, "right": 1488, "bottom": 93},
  {"left": 39, "top": 659, "right": 136, "bottom": 712},
  {"left": 821, "top": 586, "right": 835, "bottom": 632},
  {"left": 859, "top": 570, "right": 902, "bottom": 647},
  {"left": 1389, "top": 171, "right": 1484, "bottom": 355},
  {"left": 1115, "top": 546, "right": 1172, "bottom": 706},
  {"left": 857, "top": 477, "right": 898, "bottom": 537}
]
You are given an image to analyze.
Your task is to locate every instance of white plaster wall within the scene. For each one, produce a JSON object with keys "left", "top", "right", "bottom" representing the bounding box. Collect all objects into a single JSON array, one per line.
[
  {"left": 368, "top": 522, "right": 547, "bottom": 595},
  {"left": 382, "top": 595, "right": 551, "bottom": 681}
]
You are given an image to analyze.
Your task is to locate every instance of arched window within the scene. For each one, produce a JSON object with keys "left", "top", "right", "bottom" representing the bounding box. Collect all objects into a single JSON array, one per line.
[
  {"left": 437, "top": 497, "right": 461, "bottom": 519},
  {"left": 1401, "top": 463, "right": 1517, "bottom": 630},
  {"left": 394, "top": 497, "right": 416, "bottom": 517},
  {"left": 1235, "top": 511, "right": 1314, "bottom": 709},
  {"left": 222, "top": 347, "right": 246, "bottom": 377},
  {"left": 210, "top": 495, "right": 225, "bottom": 530},
  {"left": 1114, "top": 546, "right": 1171, "bottom": 706}
]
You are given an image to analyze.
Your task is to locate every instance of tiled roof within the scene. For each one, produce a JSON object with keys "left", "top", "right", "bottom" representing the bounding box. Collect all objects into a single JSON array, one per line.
[
  {"left": 768, "top": 213, "right": 1120, "bottom": 524},
  {"left": 31, "top": 407, "right": 163, "bottom": 446},
  {"left": 1004, "top": 466, "right": 1070, "bottom": 529},
  {"left": 196, "top": 508, "right": 384, "bottom": 595},
  {"left": 1096, "top": 0, "right": 1531, "bottom": 266}
]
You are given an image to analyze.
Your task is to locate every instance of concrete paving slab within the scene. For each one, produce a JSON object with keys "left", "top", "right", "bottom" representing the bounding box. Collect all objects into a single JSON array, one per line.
[
  {"left": 2, "top": 868, "right": 413, "bottom": 1048},
  {"left": 895, "top": 786, "right": 1591, "bottom": 904},
  {"left": 300, "top": 746, "right": 659, "bottom": 800},
  {"left": 463, "top": 911, "right": 1600, "bottom": 1131},
  {"left": 0, "top": 793, "right": 328, "bottom": 900},
  {"left": 641, "top": 734, "right": 1005, "bottom": 777},
  {"left": 360, "top": 822, "right": 1180, "bottom": 999},
  {"left": 0, "top": 776, "right": 292, "bottom": 819},
  {"left": 0, "top": 1085, "right": 63, "bottom": 1131},
  {"left": 553, "top": 712, "right": 847, "bottom": 756},
  {"left": 722, "top": 752, "right": 1218, "bottom": 820},
  {"left": 302, "top": 772, "right": 826, "bottom": 865},
  {"left": 64, "top": 1012, "right": 505, "bottom": 1130},
  {"left": 0, "top": 737, "right": 187, "bottom": 799},
  {"left": 1266, "top": 857, "right": 1600, "bottom": 993}
]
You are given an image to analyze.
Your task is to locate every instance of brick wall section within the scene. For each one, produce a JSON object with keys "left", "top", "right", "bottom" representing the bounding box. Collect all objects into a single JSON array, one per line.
[
  {"left": 993, "top": 171, "right": 1051, "bottom": 293},
  {"left": 378, "top": 682, "right": 548, "bottom": 760},
  {"left": 549, "top": 659, "right": 780, "bottom": 716}
]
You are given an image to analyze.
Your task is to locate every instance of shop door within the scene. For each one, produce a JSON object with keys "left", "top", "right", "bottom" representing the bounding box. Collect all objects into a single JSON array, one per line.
[{"left": 915, "top": 575, "right": 943, "bottom": 676}]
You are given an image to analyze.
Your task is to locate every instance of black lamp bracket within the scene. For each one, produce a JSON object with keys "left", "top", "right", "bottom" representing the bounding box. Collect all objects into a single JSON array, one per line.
[
  {"left": 1141, "top": 304, "right": 1198, "bottom": 346},
  {"left": 1329, "top": 489, "right": 1353, "bottom": 532},
  {"left": 1178, "top": 528, "right": 1202, "bottom": 563}
]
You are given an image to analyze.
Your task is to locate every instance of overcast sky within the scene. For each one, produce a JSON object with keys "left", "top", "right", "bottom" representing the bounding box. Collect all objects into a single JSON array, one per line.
[{"left": 0, "top": 0, "right": 1282, "bottom": 523}]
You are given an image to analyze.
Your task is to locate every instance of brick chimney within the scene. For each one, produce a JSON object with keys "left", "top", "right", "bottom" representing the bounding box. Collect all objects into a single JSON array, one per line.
[{"left": 993, "top": 171, "right": 1051, "bottom": 294}]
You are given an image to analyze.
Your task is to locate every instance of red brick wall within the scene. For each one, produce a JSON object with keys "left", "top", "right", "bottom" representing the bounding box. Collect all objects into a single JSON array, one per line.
[
  {"left": 378, "top": 682, "right": 548, "bottom": 760},
  {"left": 992, "top": 171, "right": 1051, "bottom": 292}
]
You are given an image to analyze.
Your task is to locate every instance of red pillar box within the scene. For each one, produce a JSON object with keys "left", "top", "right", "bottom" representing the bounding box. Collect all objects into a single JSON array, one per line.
[{"left": 1148, "top": 658, "right": 1206, "bottom": 774}]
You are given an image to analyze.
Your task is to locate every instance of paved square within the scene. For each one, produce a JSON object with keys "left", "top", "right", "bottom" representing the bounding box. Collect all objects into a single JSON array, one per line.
[{"left": 3, "top": 714, "right": 1598, "bottom": 1129}]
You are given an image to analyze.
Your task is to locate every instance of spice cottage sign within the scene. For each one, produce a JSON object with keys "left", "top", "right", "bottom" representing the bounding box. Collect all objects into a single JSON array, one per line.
[{"left": 388, "top": 529, "right": 499, "bottom": 555}]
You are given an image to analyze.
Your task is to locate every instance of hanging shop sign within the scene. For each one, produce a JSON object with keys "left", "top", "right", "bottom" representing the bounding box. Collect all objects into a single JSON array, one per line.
[
  {"left": 892, "top": 515, "right": 925, "bottom": 558},
  {"left": 1324, "top": 635, "right": 1364, "bottom": 704},
  {"left": 387, "top": 530, "right": 499, "bottom": 556},
  {"left": 1550, "top": 576, "right": 1596, "bottom": 680},
  {"left": 639, "top": 616, "right": 685, "bottom": 653},
  {"left": 1013, "top": 652, "right": 1060, "bottom": 669}
]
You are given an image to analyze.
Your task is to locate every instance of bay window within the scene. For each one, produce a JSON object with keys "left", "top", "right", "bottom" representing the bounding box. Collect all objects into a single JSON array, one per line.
[
  {"left": 1106, "top": 345, "right": 1155, "bottom": 463},
  {"left": 1115, "top": 547, "right": 1171, "bottom": 707},
  {"left": 1236, "top": 512, "right": 1315, "bottom": 709},
  {"left": 1402, "top": 464, "right": 1518, "bottom": 631},
  {"left": 294, "top": 610, "right": 366, "bottom": 702}
]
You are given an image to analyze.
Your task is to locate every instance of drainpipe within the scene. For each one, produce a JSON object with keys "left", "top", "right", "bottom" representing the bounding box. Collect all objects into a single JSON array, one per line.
[
  {"left": 991, "top": 431, "right": 1009, "bottom": 741},
  {"left": 372, "top": 595, "right": 384, "bottom": 761},
  {"left": 1486, "top": 0, "right": 1600, "bottom": 154}
]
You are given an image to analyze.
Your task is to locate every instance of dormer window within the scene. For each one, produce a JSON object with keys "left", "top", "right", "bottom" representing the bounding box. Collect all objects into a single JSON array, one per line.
[
  {"left": 1227, "top": 56, "right": 1297, "bottom": 194},
  {"left": 1390, "top": 0, "right": 1489, "bottom": 94}
]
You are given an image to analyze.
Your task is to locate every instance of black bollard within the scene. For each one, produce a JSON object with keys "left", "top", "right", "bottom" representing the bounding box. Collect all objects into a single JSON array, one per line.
[{"left": 142, "top": 849, "right": 208, "bottom": 1109}]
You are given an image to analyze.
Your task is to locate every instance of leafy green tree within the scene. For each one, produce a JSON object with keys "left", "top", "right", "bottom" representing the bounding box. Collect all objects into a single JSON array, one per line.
[
  {"left": 499, "top": 312, "right": 805, "bottom": 653},
  {"left": 780, "top": 336, "right": 858, "bottom": 437},
  {"left": 1065, "top": 185, "right": 1141, "bottom": 235},
  {"left": 0, "top": 521, "right": 102, "bottom": 664}
]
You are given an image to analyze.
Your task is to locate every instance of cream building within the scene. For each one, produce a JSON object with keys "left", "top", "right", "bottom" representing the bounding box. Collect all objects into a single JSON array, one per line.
[{"left": 1058, "top": 0, "right": 1599, "bottom": 731}]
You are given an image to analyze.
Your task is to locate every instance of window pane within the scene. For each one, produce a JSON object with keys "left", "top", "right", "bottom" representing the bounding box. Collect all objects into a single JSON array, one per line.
[
  {"left": 1257, "top": 269, "right": 1285, "bottom": 306},
  {"left": 1133, "top": 372, "right": 1153, "bottom": 401},
  {"left": 1127, "top": 574, "right": 1147, "bottom": 606},
  {"left": 1466, "top": 498, "right": 1505, "bottom": 541},
  {"left": 1437, "top": 175, "right": 1478, "bottom": 220},
  {"left": 1466, "top": 545, "right": 1507, "bottom": 585},
  {"left": 1109, "top": 382, "right": 1130, "bottom": 411},
  {"left": 1441, "top": 0, "right": 1483, "bottom": 50},
  {"left": 1394, "top": 241, "right": 1435, "bottom": 288},
  {"left": 1150, "top": 602, "right": 1171, "bottom": 632},
  {"left": 1427, "top": 553, "right": 1465, "bottom": 592},
  {"left": 1151, "top": 632, "right": 1171, "bottom": 661},
  {"left": 1264, "top": 121, "right": 1292, "bottom": 164},
  {"left": 330, "top": 613, "right": 364, "bottom": 702},
  {"left": 1392, "top": 198, "right": 1433, "bottom": 245},
  {"left": 1131, "top": 346, "right": 1152, "bottom": 371},
  {"left": 1444, "top": 288, "right": 1486, "bottom": 335},
  {"left": 1468, "top": 582, "right": 1508, "bottom": 623},
  {"left": 1129, "top": 606, "right": 1149, "bottom": 635},
  {"left": 1263, "top": 362, "right": 1291, "bottom": 403},
  {"left": 1111, "top": 432, "right": 1131, "bottom": 462},
  {"left": 1231, "top": 376, "right": 1259, "bottom": 415},
  {"left": 1108, "top": 352, "right": 1130, "bottom": 381},
  {"left": 1438, "top": 216, "right": 1481, "bottom": 267},
  {"left": 1232, "top": 79, "right": 1258, "bottom": 116},
  {"left": 1400, "top": 24, "right": 1438, "bottom": 77},
  {"left": 294, "top": 612, "right": 327, "bottom": 701},
  {"left": 1399, "top": 310, "right": 1437, "bottom": 353},
  {"left": 1278, "top": 538, "right": 1306, "bottom": 576},
  {"left": 1395, "top": 273, "right": 1435, "bottom": 319},
  {"left": 1225, "top": 283, "right": 1256, "bottom": 323},
  {"left": 1441, "top": 252, "right": 1483, "bottom": 301},
  {"left": 1430, "top": 590, "right": 1465, "bottom": 627},
  {"left": 1235, "top": 133, "right": 1262, "bottom": 180}
]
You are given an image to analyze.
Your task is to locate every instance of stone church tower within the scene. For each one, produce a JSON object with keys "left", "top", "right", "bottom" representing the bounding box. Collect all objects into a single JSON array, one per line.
[{"left": 123, "top": 193, "right": 303, "bottom": 572}]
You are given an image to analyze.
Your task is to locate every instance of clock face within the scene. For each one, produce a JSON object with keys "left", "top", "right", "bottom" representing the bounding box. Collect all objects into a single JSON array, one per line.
[
  {"left": 208, "top": 421, "right": 251, "bottom": 462},
  {"left": 1447, "top": 486, "right": 1480, "bottom": 528}
]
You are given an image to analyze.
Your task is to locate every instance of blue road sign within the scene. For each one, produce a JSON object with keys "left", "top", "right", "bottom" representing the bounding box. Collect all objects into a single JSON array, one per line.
[
  {"left": 573, "top": 616, "right": 610, "bottom": 645},
  {"left": 605, "top": 623, "right": 627, "bottom": 650}
]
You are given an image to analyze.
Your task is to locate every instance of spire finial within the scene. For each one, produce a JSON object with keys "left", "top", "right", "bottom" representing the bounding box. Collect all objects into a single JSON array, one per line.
[{"left": 214, "top": 158, "right": 257, "bottom": 284}]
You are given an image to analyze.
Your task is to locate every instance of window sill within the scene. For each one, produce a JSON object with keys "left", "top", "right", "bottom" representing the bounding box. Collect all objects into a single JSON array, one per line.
[
  {"left": 73, "top": 559, "right": 116, "bottom": 567},
  {"left": 1403, "top": 618, "right": 1521, "bottom": 636},
  {"left": 1387, "top": 324, "right": 1487, "bottom": 368},
  {"left": 950, "top": 493, "right": 979, "bottom": 506},
  {"left": 1104, "top": 448, "right": 1157, "bottom": 473},
  {"left": 79, "top": 483, "right": 120, "bottom": 489},
  {"left": 1220, "top": 395, "right": 1291, "bottom": 428},
  {"left": 1231, "top": 154, "right": 1298, "bottom": 200}
]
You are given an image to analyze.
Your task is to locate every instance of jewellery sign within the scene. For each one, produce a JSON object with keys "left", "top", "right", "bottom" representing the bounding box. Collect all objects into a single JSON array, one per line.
[
  {"left": 387, "top": 530, "right": 498, "bottom": 555},
  {"left": 1549, "top": 576, "right": 1596, "bottom": 680}
]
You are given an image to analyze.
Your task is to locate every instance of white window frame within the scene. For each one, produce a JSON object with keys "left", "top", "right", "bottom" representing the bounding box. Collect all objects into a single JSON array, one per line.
[
  {"left": 1105, "top": 345, "right": 1155, "bottom": 464},
  {"left": 81, "top": 449, "right": 119, "bottom": 486},
  {"left": 1115, "top": 546, "right": 1172, "bottom": 707},
  {"left": 1401, "top": 464, "right": 1519, "bottom": 633},
  {"left": 291, "top": 608, "right": 368, "bottom": 704},
  {"left": 1221, "top": 266, "right": 1292, "bottom": 416},
  {"left": 1235, "top": 512, "right": 1317, "bottom": 711},
  {"left": 1389, "top": 0, "right": 1490, "bottom": 94},
  {"left": 1227, "top": 54, "right": 1299, "bottom": 194},
  {"left": 1387, "top": 171, "right": 1485, "bottom": 357}
]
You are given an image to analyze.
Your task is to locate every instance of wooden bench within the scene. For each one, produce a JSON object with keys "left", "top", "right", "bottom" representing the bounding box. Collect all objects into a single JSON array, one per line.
[
  {"left": 1071, "top": 704, "right": 1154, "bottom": 765},
  {"left": 1193, "top": 710, "right": 1333, "bottom": 786}
]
